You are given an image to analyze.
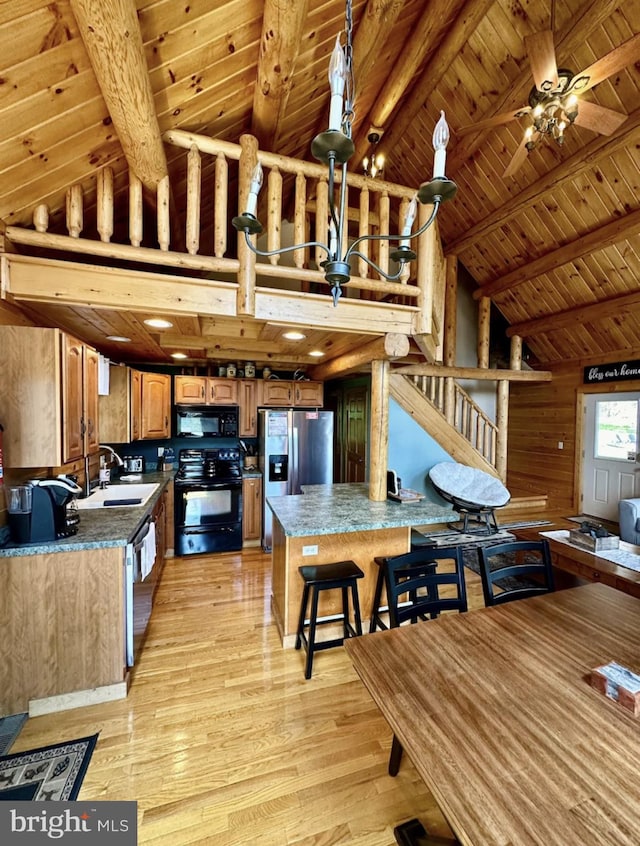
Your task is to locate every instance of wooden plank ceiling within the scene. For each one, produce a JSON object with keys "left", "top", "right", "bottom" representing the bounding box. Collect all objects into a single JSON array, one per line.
[{"left": 0, "top": 0, "right": 638, "bottom": 370}]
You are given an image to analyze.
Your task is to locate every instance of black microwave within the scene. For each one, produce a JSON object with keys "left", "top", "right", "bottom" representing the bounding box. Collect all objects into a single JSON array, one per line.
[{"left": 176, "top": 405, "right": 239, "bottom": 438}]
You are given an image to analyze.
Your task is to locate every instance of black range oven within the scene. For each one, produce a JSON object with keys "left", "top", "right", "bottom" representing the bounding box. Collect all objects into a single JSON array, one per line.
[{"left": 174, "top": 448, "right": 243, "bottom": 556}]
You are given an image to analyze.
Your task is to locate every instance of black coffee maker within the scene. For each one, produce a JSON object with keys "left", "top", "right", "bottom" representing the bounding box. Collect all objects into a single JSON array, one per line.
[{"left": 7, "top": 476, "right": 82, "bottom": 544}]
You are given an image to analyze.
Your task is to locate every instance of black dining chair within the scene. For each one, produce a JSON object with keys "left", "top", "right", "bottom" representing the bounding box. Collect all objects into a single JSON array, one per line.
[
  {"left": 375, "top": 546, "right": 468, "bottom": 776},
  {"left": 477, "top": 539, "right": 555, "bottom": 607}
]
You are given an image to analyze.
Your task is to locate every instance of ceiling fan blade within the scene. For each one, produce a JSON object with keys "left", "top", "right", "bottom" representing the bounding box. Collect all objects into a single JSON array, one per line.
[
  {"left": 456, "top": 107, "right": 530, "bottom": 136},
  {"left": 524, "top": 30, "right": 559, "bottom": 91},
  {"left": 573, "top": 100, "right": 628, "bottom": 135},
  {"left": 503, "top": 135, "right": 530, "bottom": 179},
  {"left": 573, "top": 32, "right": 640, "bottom": 92}
]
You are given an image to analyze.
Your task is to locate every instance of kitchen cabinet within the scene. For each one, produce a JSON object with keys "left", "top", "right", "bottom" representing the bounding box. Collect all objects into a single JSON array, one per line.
[
  {"left": 0, "top": 326, "right": 99, "bottom": 467},
  {"left": 239, "top": 379, "right": 258, "bottom": 437},
  {"left": 99, "top": 365, "right": 142, "bottom": 444},
  {"left": 174, "top": 375, "right": 238, "bottom": 405},
  {"left": 259, "top": 380, "right": 324, "bottom": 407},
  {"left": 242, "top": 476, "right": 262, "bottom": 545},
  {"left": 141, "top": 372, "right": 171, "bottom": 439}
]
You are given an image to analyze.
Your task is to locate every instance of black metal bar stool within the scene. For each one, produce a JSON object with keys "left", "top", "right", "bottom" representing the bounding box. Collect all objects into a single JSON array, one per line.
[{"left": 295, "top": 560, "right": 364, "bottom": 679}]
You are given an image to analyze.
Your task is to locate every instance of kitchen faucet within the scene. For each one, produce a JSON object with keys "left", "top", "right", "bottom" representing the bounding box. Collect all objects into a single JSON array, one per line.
[{"left": 99, "top": 444, "right": 125, "bottom": 467}]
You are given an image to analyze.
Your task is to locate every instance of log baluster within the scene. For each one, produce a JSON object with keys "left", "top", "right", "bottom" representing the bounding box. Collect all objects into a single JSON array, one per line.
[
  {"left": 129, "top": 170, "right": 143, "bottom": 247},
  {"left": 186, "top": 145, "right": 201, "bottom": 256},
  {"left": 214, "top": 152, "right": 228, "bottom": 259},
  {"left": 66, "top": 184, "right": 83, "bottom": 238},
  {"left": 97, "top": 167, "right": 114, "bottom": 243},
  {"left": 267, "top": 166, "right": 282, "bottom": 264}
]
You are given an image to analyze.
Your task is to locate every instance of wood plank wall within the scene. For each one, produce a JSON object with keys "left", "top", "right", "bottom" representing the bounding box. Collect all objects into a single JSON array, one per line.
[{"left": 508, "top": 355, "right": 640, "bottom": 514}]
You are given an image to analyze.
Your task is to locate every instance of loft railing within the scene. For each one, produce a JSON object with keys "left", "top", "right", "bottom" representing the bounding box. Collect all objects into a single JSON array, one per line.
[
  {"left": 4, "top": 131, "right": 447, "bottom": 340},
  {"left": 409, "top": 373, "right": 499, "bottom": 469}
]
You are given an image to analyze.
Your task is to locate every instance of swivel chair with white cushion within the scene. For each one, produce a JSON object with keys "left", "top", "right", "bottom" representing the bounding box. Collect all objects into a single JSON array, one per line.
[{"left": 429, "top": 461, "right": 510, "bottom": 535}]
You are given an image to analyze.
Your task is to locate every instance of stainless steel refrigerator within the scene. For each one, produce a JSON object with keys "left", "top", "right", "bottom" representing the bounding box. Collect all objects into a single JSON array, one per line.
[{"left": 259, "top": 408, "right": 334, "bottom": 551}]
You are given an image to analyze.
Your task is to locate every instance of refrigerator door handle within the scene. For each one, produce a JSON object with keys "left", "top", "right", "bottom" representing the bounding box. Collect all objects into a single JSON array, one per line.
[{"left": 291, "top": 425, "right": 299, "bottom": 494}]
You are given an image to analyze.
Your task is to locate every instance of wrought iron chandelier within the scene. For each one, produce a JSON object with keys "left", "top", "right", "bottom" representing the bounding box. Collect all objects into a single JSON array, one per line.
[{"left": 232, "top": 0, "right": 457, "bottom": 306}]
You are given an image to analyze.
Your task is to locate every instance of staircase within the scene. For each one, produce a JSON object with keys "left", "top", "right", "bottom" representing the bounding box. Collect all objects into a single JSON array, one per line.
[{"left": 390, "top": 372, "right": 548, "bottom": 512}]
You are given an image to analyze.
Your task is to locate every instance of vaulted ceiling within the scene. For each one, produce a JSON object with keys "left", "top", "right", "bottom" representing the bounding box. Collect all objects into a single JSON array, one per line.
[{"left": 1, "top": 0, "right": 639, "bottom": 369}]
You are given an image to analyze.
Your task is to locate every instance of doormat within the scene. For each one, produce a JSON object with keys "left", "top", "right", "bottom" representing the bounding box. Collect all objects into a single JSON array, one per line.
[
  {"left": 0, "top": 733, "right": 98, "bottom": 801},
  {"left": 0, "top": 714, "right": 27, "bottom": 756}
]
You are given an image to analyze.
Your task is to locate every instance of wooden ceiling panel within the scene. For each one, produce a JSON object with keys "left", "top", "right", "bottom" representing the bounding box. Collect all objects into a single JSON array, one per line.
[{"left": 0, "top": 0, "right": 639, "bottom": 369}]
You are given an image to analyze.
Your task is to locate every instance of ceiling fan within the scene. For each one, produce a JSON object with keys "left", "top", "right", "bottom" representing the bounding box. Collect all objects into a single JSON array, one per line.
[{"left": 457, "top": 28, "right": 639, "bottom": 177}]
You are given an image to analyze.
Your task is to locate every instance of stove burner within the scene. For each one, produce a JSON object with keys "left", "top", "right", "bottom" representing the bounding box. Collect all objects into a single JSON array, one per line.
[{"left": 176, "top": 447, "right": 242, "bottom": 483}]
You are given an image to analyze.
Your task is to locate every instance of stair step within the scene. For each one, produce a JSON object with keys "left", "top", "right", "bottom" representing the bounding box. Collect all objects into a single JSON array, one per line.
[{"left": 502, "top": 495, "right": 548, "bottom": 513}]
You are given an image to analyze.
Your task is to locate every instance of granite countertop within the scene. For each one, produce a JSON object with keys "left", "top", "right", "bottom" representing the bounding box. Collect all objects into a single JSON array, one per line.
[
  {"left": 0, "top": 472, "right": 174, "bottom": 558},
  {"left": 242, "top": 469, "right": 262, "bottom": 479},
  {"left": 267, "top": 482, "right": 454, "bottom": 537}
]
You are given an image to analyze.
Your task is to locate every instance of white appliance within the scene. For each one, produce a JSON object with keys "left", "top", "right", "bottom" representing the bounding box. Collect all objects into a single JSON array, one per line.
[{"left": 259, "top": 408, "right": 334, "bottom": 551}]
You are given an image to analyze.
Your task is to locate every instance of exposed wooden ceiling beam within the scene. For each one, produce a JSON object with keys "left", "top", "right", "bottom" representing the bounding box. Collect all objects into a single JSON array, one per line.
[
  {"left": 371, "top": 0, "right": 494, "bottom": 169},
  {"left": 309, "top": 333, "right": 410, "bottom": 379},
  {"left": 251, "top": 0, "right": 309, "bottom": 150},
  {"left": 474, "top": 207, "right": 640, "bottom": 300},
  {"left": 507, "top": 291, "right": 640, "bottom": 339},
  {"left": 69, "top": 0, "right": 167, "bottom": 187},
  {"left": 352, "top": 0, "right": 447, "bottom": 163},
  {"left": 446, "top": 107, "right": 640, "bottom": 256},
  {"left": 446, "top": 0, "right": 624, "bottom": 175}
]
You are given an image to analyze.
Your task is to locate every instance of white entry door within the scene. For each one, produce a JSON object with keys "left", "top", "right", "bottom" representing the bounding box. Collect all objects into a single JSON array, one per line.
[{"left": 582, "top": 393, "right": 640, "bottom": 521}]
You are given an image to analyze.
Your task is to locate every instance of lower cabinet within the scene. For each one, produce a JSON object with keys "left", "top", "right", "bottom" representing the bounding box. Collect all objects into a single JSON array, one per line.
[{"left": 242, "top": 476, "right": 262, "bottom": 545}]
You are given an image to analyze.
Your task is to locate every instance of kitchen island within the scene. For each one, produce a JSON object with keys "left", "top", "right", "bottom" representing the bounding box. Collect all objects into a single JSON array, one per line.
[{"left": 267, "top": 483, "right": 453, "bottom": 646}]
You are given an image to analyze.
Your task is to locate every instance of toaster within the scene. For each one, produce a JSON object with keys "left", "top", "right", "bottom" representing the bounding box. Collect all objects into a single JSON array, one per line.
[{"left": 123, "top": 455, "right": 145, "bottom": 473}]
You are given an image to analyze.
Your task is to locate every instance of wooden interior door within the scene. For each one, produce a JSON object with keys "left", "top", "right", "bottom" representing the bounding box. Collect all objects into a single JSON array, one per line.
[{"left": 345, "top": 386, "right": 368, "bottom": 483}]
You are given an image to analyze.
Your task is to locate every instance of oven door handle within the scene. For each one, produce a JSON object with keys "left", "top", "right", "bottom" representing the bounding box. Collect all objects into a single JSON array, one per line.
[{"left": 176, "top": 481, "right": 242, "bottom": 491}]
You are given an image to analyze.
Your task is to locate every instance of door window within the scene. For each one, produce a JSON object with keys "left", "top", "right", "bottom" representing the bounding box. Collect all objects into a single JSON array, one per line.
[{"left": 594, "top": 399, "right": 638, "bottom": 461}]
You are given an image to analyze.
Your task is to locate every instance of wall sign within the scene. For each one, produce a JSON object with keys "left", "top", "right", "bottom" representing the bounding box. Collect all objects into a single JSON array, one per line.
[{"left": 584, "top": 360, "right": 640, "bottom": 384}]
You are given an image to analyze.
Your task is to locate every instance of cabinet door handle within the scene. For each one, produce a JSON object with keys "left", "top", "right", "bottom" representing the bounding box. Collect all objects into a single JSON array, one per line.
[
  {"left": 80, "top": 416, "right": 86, "bottom": 437},
  {"left": 201, "top": 386, "right": 205, "bottom": 398}
]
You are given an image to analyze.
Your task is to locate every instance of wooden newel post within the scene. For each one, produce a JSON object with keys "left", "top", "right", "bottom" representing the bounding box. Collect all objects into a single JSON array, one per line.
[
  {"left": 478, "top": 295, "right": 491, "bottom": 369},
  {"left": 237, "top": 133, "right": 258, "bottom": 316},
  {"left": 369, "top": 359, "right": 390, "bottom": 501}
]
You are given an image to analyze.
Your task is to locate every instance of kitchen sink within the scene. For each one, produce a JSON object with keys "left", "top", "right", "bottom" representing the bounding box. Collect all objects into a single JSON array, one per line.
[{"left": 75, "top": 483, "right": 160, "bottom": 509}]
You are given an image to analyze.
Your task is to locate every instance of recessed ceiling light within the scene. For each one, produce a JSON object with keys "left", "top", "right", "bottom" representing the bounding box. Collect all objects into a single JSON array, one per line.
[
  {"left": 283, "top": 331, "right": 306, "bottom": 340},
  {"left": 144, "top": 318, "right": 173, "bottom": 329},
  {"left": 106, "top": 335, "right": 131, "bottom": 343},
  {"left": 309, "top": 350, "right": 324, "bottom": 357},
  {"left": 171, "top": 352, "right": 188, "bottom": 359}
]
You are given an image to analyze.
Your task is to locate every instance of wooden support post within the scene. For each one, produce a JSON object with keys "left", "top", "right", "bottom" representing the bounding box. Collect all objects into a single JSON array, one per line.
[
  {"left": 214, "top": 152, "right": 228, "bottom": 259},
  {"left": 510, "top": 334, "right": 523, "bottom": 370},
  {"left": 129, "top": 170, "right": 143, "bottom": 247},
  {"left": 358, "top": 188, "right": 370, "bottom": 279},
  {"left": 478, "top": 295, "right": 491, "bottom": 368},
  {"left": 66, "top": 184, "right": 83, "bottom": 238},
  {"left": 369, "top": 359, "right": 390, "bottom": 502},
  {"left": 157, "top": 175, "right": 170, "bottom": 251},
  {"left": 33, "top": 205, "right": 49, "bottom": 233},
  {"left": 293, "top": 171, "right": 306, "bottom": 270},
  {"left": 96, "top": 167, "right": 114, "bottom": 243},
  {"left": 444, "top": 255, "right": 457, "bottom": 367},
  {"left": 496, "top": 380, "right": 509, "bottom": 482},
  {"left": 267, "top": 166, "right": 282, "bottom": 263},
  {"left": 237, "top": 134, "right": 258, "bottom": 316},
  {"left": 186, "top": 145, "right": 201, "bottom": 256},
  {"left": 413, "top": 203, "right": 435, "bottom": 335}
]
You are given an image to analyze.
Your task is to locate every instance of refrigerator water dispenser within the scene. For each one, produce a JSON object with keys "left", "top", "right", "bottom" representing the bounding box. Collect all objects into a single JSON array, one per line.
[{"left": 269, "top": 454, "right": 288, "bottom": 482}]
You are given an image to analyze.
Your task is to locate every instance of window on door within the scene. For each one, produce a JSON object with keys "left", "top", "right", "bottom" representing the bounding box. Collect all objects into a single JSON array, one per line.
[{"left": 594, "top": 399, "right": 638, "bottom": 461}]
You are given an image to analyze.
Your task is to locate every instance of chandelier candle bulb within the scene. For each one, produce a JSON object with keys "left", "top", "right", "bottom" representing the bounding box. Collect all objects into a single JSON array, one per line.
[
  {"left": 328, "top": 35, "right": 347, "bottom": 131},
  {"left": 401, "top": 197, "right": 418, "bottom": 246},
  {"left": 432, "top": 111, "right": 450, "bottom": 178},
  {"left": 245, "top": 162, "right": 263, "bottom": 217}
]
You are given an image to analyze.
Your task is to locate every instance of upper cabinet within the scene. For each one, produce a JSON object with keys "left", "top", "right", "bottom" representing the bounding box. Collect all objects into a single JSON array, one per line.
[
  {"left": 99, "top": 365, "right": 141, "bottom": 444},
  {"left": 0, "top": 326, "right": 99, "bottom": 467},
  {"left": 238, "top": 379, "right": 258, "bottom": 437},
  {"left": 141, "top": 372, "right": 171, "bottom": 439},
  {"left": 174, "top": 375, "right": 238, "bottom": 405},
  {"left": 260, "top": 380, "right": 324, "bottom": 408}
]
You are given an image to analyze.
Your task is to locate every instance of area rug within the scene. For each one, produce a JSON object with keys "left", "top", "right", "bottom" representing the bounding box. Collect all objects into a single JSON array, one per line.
[
  {"left": 0, "top": 733, "right": 98, "bottom": 801},
  {"left": 0, "top": 714, "right": 28, "bottom": 755}
]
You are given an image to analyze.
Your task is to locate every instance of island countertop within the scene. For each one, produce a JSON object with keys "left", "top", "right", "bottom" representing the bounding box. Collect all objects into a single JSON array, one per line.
[{"left": 267, "top": 482, "right": 453, "bottom": 537}]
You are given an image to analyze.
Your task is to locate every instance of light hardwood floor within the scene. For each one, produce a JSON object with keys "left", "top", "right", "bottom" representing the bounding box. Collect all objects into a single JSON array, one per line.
[{"left": 11, "top": 547, "right": 489, "bottom": 845}]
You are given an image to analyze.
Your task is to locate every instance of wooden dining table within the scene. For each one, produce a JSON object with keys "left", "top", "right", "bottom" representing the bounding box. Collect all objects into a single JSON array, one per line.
[{"left": 344, "top": 583, "right": 640, "bottom": 846}]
